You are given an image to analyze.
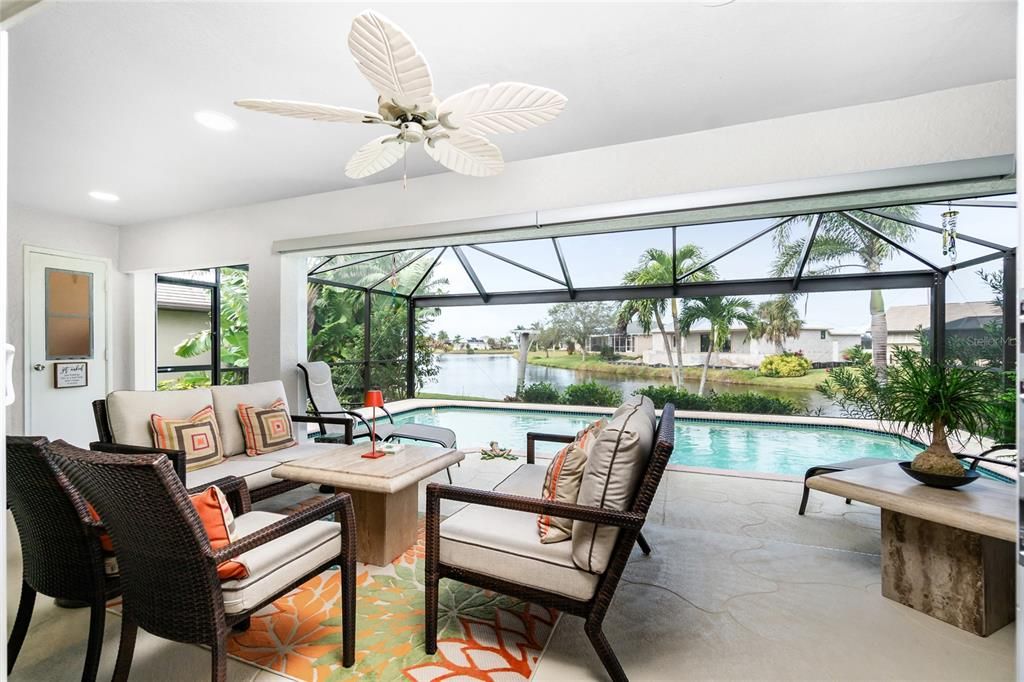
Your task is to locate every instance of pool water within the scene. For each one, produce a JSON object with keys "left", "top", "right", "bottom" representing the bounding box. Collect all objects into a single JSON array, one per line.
[{"left": 390, "top": 407, "right": 921, "bottom": 476}]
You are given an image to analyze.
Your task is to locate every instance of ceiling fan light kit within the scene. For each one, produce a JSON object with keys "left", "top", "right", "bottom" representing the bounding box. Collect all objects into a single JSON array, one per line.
[{"left": 236, "top": 9, "right": 567, "bottom": 181}]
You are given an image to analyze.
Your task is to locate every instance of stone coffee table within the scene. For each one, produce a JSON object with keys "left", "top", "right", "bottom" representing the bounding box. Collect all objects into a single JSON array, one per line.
[
  {"left": 273, "top": 443, "right": 464, "bottom": 566},
  {"left": 806, "top": 462, "right": 1015, "bottom": 636}
]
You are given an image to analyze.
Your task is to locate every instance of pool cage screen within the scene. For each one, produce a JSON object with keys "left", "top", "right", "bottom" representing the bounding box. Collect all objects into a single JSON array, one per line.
[{"left": 307, "top": 198, "right": 1017, "bottom": 402}]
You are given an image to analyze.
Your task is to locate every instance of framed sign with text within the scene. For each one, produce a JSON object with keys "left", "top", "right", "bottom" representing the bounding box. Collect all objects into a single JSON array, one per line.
[{"left": 54, "top": 361, "right": 88, "bottom": 389}]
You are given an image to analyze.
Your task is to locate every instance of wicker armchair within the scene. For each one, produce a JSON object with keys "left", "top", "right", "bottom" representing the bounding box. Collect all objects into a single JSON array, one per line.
[
  {"left": 425, "top": 404, "right": 676, "bottom": 682},
  {"left": 6, "top": 436, "right": 119, "bottom": 682},
  {"left": 50, "top": 440, "right": 359, "bottom": 681}
]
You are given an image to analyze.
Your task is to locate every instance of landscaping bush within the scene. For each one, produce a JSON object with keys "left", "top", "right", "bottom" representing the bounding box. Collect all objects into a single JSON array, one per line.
[
  {"left": 598, "top": 346, "right": 618, "bottom": 361},
  {"left": 707, "top": 390, "right": 800, "bottom": 415},
  {"left": 563, "top": 381, "right": 622, "bottom": 407},
  {"left": 759, "top": 352, "right": 812, "bottom": 378},
  {"left": 841, "top": 345, "right": 871, "bottom": 367},
  {"left": 515, "top": 381, "right": 562, "bottom": 405},
  {"left": 633, "top": 385, "right": 798, "bottom": 415}
]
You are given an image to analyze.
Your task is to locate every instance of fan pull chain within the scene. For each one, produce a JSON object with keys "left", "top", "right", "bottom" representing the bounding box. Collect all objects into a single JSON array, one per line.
[{"left": 402, "top": 150, "right": 408, "bottom": 190}]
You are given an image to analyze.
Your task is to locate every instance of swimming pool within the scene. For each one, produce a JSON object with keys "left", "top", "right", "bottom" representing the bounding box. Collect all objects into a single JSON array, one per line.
[{"left": 390, "top": 406, "right": 921, "bottom": 477}]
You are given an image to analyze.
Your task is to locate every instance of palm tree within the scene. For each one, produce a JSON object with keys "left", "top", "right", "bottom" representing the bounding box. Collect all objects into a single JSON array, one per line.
[
  {"left": 617, "top": 245, "right": 712, "bottom": 387},
  {"left": 750, "top": 296, "right": 803, "bottom": 353},
  {"left": 771, "top": 208, "right": 917, "bottom": 376},
  {"left": 678, "top": 296, "right": 758, "bottom": 395}
]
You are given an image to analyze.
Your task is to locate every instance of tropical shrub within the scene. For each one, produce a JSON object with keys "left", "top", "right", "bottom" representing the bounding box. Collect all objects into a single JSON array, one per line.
[
  {"left": 841, "top": 345, "right": 871, "bottom": 367},
  {"left": 563, "top": 381, "right": 622, "bottom": 407},
  {"left": 758, "top": 352, "right": 812, "bottom": 378},
  {"left": 707, "top": 390, "right": 800, "bottom": 415},
  {"left": 633, "top": 385, "right": 799, "bottom": 415},
  {"left": 598, "top": 345, "right": 618, "bottom": 361},
  {"left": 515, "top": 382, "right": 561, "bottom": 405}
]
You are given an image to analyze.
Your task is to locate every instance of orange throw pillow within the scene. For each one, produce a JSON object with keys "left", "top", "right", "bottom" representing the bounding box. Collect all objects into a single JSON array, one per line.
[
  {"left": 191, "top": 486, "right": 249, "bottom": 580},
  {"left": 87, "top": 486, "right": 248, "bottom": 581},
  {"left": 237, "top": 399, "right": 297, "bottom": 455}
]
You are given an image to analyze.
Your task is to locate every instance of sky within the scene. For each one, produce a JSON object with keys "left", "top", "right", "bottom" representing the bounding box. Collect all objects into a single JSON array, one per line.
[{"left": 332, "top": 197, "right": 1017, "bottom": 341}]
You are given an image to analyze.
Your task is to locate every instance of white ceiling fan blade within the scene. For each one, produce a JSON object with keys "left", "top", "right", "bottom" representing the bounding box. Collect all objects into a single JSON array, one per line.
[
  {"left": 437, "top": 82, "right": 568, "bottom": 136},
  {"left": 345, "top": 135, "right": 406, "bottom": 179},
  {"left": 348, "top": 10, "right": 434, "bottom": 110},
  {"left": 425, "top": 132, "right": 504, "bottom": 177},
  {"left": 234, "top": 99, "right": 383, "bottom": 124}
]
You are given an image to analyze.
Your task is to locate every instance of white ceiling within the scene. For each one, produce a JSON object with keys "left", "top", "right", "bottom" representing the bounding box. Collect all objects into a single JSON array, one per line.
[{"left": 8, "top": 1, "right": 1016, "bottom": 226}]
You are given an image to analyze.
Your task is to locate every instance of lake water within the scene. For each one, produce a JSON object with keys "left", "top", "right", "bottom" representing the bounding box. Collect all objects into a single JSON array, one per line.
[{"left": 422, "top": 353, "right": 839, "bottom": 416}]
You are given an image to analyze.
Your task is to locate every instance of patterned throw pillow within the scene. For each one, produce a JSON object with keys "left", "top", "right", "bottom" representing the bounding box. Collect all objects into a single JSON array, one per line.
[
  {"left": 237, "top": 399, "right": 297, "bottom": 455},
  {"left": 87, "top": 486, "right": 247, "bottom": 581},
  {"left": 538, "top": 419, "right": 606, "bottom": 544},
  {"left": 150, "top": 405, "right": 224, "bottom": 472}
]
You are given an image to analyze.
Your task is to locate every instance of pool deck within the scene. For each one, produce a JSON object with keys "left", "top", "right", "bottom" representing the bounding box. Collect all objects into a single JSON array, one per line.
[{"left": 9, "top": 450, "right": 1013, "bottom": 681}]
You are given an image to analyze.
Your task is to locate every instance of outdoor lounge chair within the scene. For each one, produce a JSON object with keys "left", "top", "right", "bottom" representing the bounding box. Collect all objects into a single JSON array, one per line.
[
  {"left": 51, "top": 440, "right": 358, "bottom": 682},
  {"left": 424, "top": 399, "right": 675, "bottom": 682},
  {"left": 298, "top": 361, "right": 459, "bottom": 482}
]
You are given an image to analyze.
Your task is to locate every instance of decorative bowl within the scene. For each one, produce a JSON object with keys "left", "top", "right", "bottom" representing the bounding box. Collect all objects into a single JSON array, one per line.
[{"left": 898, "top": 461, "right": 980, "bottom": 489}]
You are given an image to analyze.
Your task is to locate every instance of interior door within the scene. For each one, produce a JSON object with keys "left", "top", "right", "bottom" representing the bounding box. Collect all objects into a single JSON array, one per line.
[{"left": 25, "top": 249, "right": 108, "bottom": 446}]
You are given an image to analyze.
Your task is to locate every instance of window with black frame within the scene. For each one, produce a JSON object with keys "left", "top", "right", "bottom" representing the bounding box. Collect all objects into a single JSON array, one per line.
[{"left": 156, "top": 266, "right": 249, "bottom": 389}]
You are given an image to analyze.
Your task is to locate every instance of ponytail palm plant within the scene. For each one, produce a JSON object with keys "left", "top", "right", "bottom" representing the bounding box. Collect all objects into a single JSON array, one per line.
[{"left": 819, "top": 347, "right": 997, "bottom": 476}]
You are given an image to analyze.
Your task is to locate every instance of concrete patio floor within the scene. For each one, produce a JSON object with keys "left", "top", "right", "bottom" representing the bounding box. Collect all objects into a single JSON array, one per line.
[{"left": 6, "top": 450, "right": 1015, "bottom": 681}]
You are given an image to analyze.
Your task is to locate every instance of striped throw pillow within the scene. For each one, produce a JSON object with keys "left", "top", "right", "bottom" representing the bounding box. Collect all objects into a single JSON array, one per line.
[
  {"left": 150, "top": 405, "right": 224, "bottom": 472},
  {"left": 538, "top": 419, "right": 606, "bottom": 544},
  {"left": 237, "top": 399, "right": 297, "bottom": 455}
]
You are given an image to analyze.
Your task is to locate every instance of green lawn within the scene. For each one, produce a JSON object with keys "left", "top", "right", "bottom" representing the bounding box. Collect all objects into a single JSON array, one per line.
[{"left": 526, "top": 351, "right": 828, "bottom": 390}]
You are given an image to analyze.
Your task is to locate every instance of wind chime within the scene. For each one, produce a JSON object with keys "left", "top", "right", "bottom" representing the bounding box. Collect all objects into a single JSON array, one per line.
[
  {"left": 942, "top": 203, "right": 959, "bottom": 263},
  {"left": 389, "top": 254, "right": 400, "bottom": 306}
]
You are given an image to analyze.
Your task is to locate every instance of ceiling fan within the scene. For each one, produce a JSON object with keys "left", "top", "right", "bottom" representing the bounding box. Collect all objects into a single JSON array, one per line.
[{"left": 236, "top": 10, "right": 568, "bottom": 180}]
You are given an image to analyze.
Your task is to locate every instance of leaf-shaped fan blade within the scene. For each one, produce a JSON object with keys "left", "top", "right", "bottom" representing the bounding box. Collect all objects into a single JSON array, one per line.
[
  {"left": 345, "top": 136, "right": 406, "bottom": 179},
  {"left": 348, "top": 11, "right": 434, "bottom": 110},
  {"left": 234, "top": 99, "right": 383, "bottom": 124},
  {"left": 425, "top": 132, "right": 504, "bottom": 177},
  {"left": 437, "top": 82, "right": 567, "bottom": 136}
]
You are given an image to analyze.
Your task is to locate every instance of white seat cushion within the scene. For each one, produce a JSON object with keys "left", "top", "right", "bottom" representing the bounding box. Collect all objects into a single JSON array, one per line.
[
  {"left": 186, "top": 455, "right": 280, "bottom": 491},
  {"left": 256, "top": 441, "right": 339, "bottom": 464},
  {"left": 210, "top": 381, "right": 291, "bottom": 457},
  {"left": 440, "top": 464, "right": 600, "bottom": 601},
  {"left": 220, "top": 511, "right": 341, "bottom": 614},
  {"left": 107, "top": 388, "right": 214, "bottom": 446}
]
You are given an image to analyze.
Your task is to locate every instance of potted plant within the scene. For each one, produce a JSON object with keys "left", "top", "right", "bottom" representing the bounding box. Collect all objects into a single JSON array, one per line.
[{"left": 819, "top": 347, "right": 997, "bottom": 478}]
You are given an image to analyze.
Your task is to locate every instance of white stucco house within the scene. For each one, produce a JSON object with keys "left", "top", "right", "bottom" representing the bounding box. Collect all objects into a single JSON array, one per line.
[{"left": 637, "top": 323, "right": 863, "bottom": 368}]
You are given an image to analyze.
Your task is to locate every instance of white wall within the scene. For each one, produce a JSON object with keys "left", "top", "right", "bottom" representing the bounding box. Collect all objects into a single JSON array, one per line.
[
  {"left": 115, "top": 80, "right": 1016, "bottom": 393},
  {"left": 5, "top": 203, "right": 131, "bottom": 434}
]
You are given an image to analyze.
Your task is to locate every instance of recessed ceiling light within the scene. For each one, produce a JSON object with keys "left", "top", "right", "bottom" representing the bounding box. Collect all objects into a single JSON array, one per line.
[
  {"left": 194, "top": 110, "right": 237, "bottom": 131},
  {"left": 88, "top": 191, "right": 119, "bottom": 202}
]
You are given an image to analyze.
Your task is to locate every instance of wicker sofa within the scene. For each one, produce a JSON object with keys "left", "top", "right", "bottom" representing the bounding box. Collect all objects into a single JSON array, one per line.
[{"left": 91, "top": 380, "right": 353, "bottom": 502}]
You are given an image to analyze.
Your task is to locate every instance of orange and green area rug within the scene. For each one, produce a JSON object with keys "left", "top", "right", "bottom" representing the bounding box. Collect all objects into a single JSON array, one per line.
[{"left": 224, "top": 523, "right": 560, "bottom": 681}]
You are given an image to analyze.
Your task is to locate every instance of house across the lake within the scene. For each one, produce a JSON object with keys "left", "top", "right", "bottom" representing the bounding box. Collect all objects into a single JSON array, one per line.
[
  {"left": 591, "top": 321, "right": 863, "bottom": 368},
  {"left": 884, "top": 301, "right": 1001, "bottom": 361}
]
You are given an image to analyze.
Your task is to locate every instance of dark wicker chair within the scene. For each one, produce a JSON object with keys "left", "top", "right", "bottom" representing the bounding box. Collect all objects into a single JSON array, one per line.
[
  {"left": 91, "top": 396, "right": 354, "bottom": 503},
  {"left": 49, "top": 440, "right": 359, "bottom": 681},
  {"left": 6, "top": 436, "right": 119, "bottom": 682},
  {"left": 425, "top": 404, "right": 676, "bottom": 682}
]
